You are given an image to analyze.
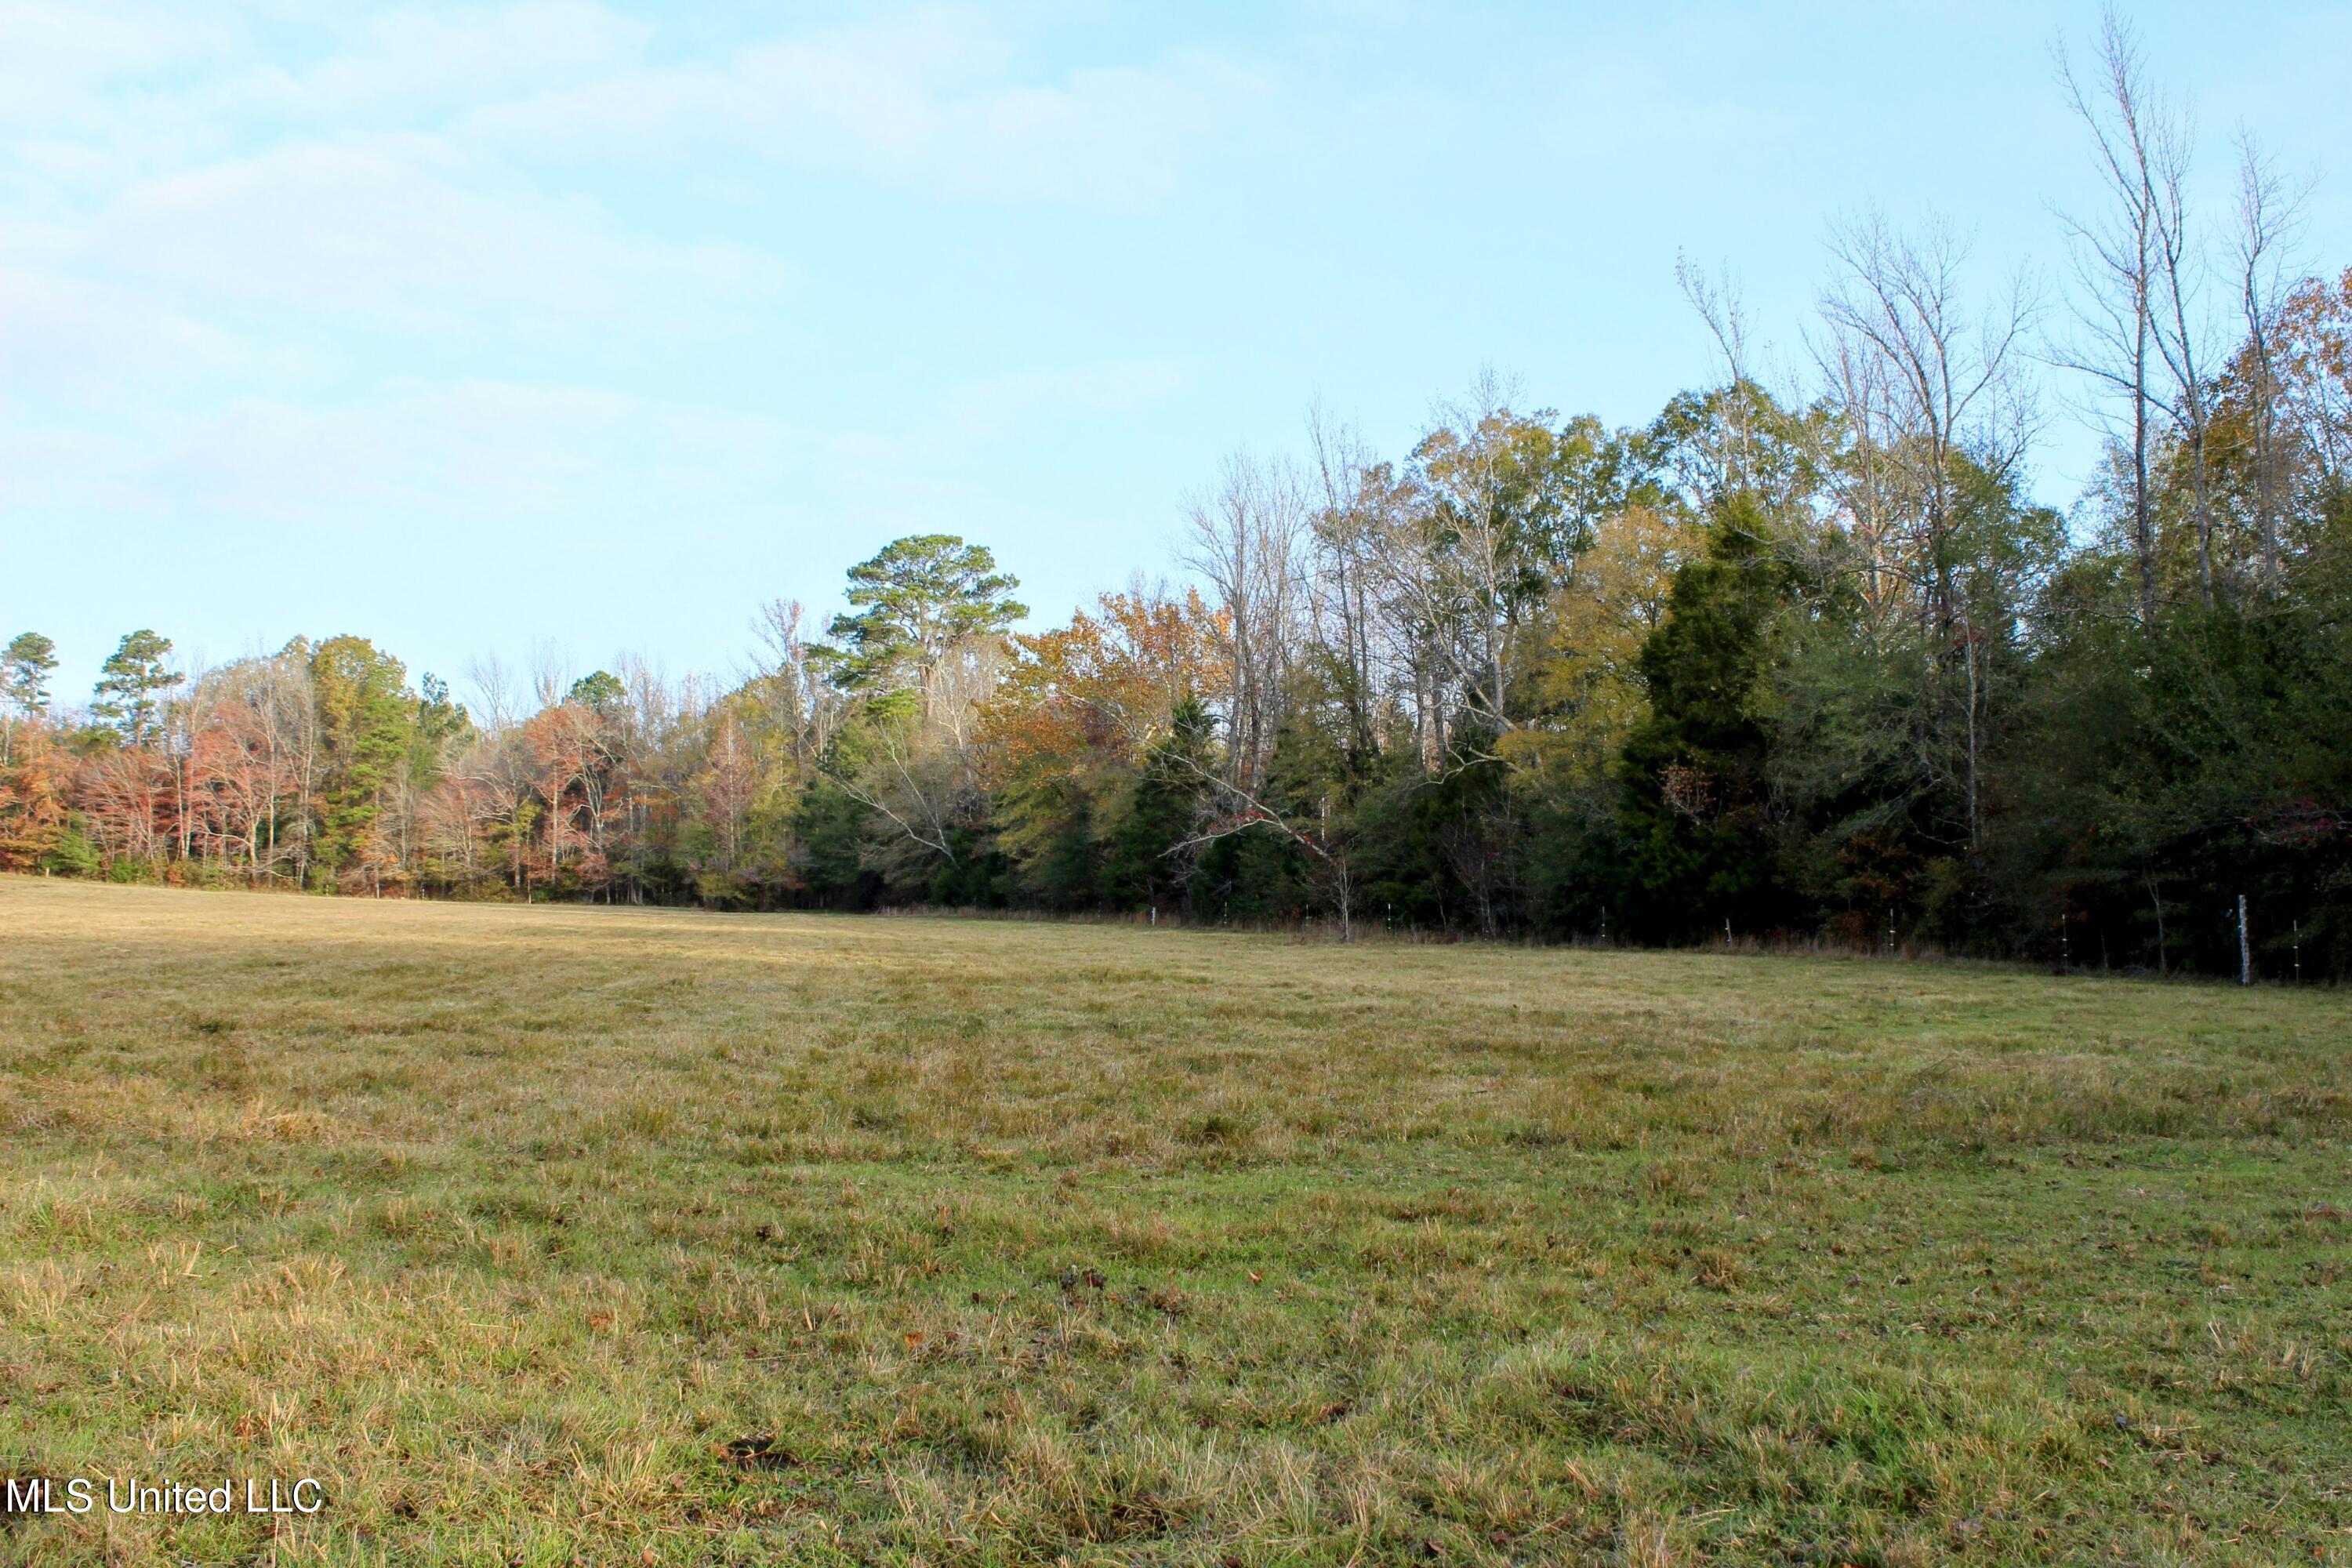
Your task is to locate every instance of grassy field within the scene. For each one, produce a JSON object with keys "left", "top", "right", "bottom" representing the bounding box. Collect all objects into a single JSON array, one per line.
[{"left": 0, "top": 877, "right": 2346, "bottom": 1566}]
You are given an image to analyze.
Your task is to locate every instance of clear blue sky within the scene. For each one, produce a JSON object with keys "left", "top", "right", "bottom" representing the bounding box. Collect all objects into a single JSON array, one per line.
[{"left": 5, "top": 1, "right": 2347, "bottom": 705}]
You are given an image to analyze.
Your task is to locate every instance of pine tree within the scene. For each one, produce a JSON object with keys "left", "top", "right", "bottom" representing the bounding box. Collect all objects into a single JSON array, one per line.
[{"left": 91, "top": 630, "right": 179, "bottom": 747}]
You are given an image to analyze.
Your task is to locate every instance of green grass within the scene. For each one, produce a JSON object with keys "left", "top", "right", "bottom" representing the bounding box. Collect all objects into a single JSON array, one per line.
[{"left": 0, "top": 876, "right": 2347, "bottom": 1566}]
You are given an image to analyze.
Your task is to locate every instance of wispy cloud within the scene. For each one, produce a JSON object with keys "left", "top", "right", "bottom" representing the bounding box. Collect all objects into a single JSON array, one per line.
[
  {"left": 463, "top": 11, "right": 1270, "bottom": 208},
  {"left": 86, "top": 136, "right": 779, "bottom": 323},
  {"left": 2, "top": 381, "right": 801, "bottom": 531}
]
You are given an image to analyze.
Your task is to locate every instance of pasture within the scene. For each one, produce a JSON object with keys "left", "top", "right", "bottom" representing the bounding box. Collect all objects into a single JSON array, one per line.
[{"left": 0, "top": 877, "right": 2346, "bottom": 1565}]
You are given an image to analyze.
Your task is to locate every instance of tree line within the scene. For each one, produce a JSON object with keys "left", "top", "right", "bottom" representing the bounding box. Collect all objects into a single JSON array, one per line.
[{"left": 2, "top": 20, "right": 2346, "bottom": 978}]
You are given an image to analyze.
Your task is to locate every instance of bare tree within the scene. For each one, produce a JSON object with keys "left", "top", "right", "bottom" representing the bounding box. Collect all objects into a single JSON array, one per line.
[
  {"left": 2055, "top": 9, "right": 2173, "bottom": 627},
  {"left": 467, "top": 653, "right": 523, "bottom": 731},
  {"left": 822, "top": 634, "right": 1011, "bottom": 872},
  {"left": 258, "top": 644, "right": 319, "bottom": 886},
  {"left": 529, "top": 644, "right": 574, "bottom": 714},
  {"left": 1352, "top": 372, "right": 1568, "bottom": 772},
  {"left": 1814, "top": 212, "right": 2035, "bottom": 856},
  {"left": 755, "top": 599, "right": 844, "bottom": 768},
  {"left": 2232, "top": 133, "right": 2304, "bottom": 596},
  {"left": 463, "top": 655, "right": 538, "bottom": 891},
  {"left": 1677, "top": 252, "right": 1762, "bottom": 493},
  {"left": 2136, "top": 77, "right": 2220, "bottom": 607},
  {"left": 1185, "top": 454, "right": 1308, "bottom": 790},
  {"left": 1305, "top": 409, "right": 1394, "bottom": 769},
  {"left": 699, "top": 708, "right": 754, "bottom": 873},
  {"left": 1810, "top": 319, "right": 1911, "bottom": 647},
  {"left": 183, "top": 657, "right": 310, "bottom": 883},
  {"left": 1819, "top": 213, "right": 2034, "bottom": 630}
]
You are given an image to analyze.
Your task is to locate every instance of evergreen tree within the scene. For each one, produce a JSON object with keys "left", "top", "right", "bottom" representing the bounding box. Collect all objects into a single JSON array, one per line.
[
  {"left": 568, "top": 670, "right": 626, "bottom": 713},
  {"left": 1616, "top": 495, "right": 1793, "bottom": 942},
  {"left": 1, "top": 632, "right": 58, "bottom": 765},
  {"left": 409, "top": 673, "right": 473, "bottom": 791},
  {"left": 91, "top": 630, "right": 179, "bottom": 747},
  {"left": 309, "top": 637, "right": 416, "bottom": 875},
  {"left": 2, "top": 633, "right": 58, "bottom": 716},
  {"left": 821, "top": 535, "right": 1027, "bottom": 692},
  {"left": 1102, "top": 697, "right": 1214, "bottom": 913}
]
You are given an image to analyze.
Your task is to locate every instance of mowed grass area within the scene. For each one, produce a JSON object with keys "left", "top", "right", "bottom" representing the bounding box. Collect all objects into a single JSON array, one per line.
[{"left": 0, "top": 880, "right": 2346, "bottom": 1567}]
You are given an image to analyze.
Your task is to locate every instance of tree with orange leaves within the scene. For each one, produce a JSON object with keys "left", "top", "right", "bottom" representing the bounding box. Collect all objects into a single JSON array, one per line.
[
  {"left": 978, "top": 587, "right": 1227, "bottom": 904},
  {"left": 0, "top": 723, "right": 80, "bottom": 872}
]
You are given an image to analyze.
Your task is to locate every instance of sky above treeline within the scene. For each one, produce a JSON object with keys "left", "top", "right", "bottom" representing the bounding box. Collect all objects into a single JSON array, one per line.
[{"left": 6, "top": 1, "right": 2349, "bottom": 704}]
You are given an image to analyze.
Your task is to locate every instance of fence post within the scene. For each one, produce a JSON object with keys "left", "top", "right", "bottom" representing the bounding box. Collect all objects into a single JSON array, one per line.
[{"left": 2238, "top": 894, "right": 2252, "bottom": 987}]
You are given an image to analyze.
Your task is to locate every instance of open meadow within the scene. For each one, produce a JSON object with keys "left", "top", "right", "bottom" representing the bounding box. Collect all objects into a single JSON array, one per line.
[{"left": 0, "top": 877, "right": 2347, "bottom": 1566}]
